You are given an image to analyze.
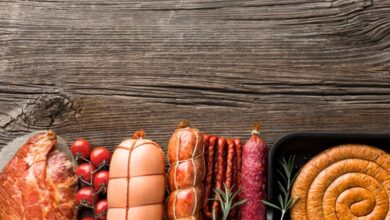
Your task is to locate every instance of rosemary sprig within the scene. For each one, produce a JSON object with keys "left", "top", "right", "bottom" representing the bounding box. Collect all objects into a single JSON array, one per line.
[
  {"left": 262, "top": 155, "right": 300, "bottom": 220},
  {"left": 212, "top": 183, "right": 247, "bottom": 220}
]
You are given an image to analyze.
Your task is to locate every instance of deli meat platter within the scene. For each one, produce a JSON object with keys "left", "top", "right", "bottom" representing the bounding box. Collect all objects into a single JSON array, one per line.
[{"left": 0, "top": 123, "right": 389, "bottom": 220}]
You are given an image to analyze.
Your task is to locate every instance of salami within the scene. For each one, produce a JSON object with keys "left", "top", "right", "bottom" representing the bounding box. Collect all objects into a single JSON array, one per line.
[{"left": 240, "top": 123, "right": 268, "bottom": 220}]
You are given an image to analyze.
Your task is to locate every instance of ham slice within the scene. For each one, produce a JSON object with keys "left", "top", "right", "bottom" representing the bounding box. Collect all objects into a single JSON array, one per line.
[{"left": 0, "top": 130, "right": 76, "bottom": 219}]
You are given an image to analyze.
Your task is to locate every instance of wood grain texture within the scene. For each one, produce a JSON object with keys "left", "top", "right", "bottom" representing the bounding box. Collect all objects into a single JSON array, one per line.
[{"left": 0, "top": 0, "right": 390, "bottom": 155}]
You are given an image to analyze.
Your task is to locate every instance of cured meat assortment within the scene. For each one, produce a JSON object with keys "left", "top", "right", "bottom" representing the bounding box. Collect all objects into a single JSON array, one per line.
[
  {"left": 166, "top": 120, "right": 205, "bottom": 220},
  {"left": 202, "top": 135, "right": 243, "bottom": 219},
  {"left": 291, "top": 144, "right": 390, "bottom": 219},
  {"left": 107, "top": 130, "right": 165, "bottom": 220},
  {"left": 240, "top": 124, "right": 268, "bottom": 220},
  {"left": 1, "top": 122, "right": 389, "bottom": 220},
  {"left": 0, "top": 131, "right": 76, "bottom": 219}
]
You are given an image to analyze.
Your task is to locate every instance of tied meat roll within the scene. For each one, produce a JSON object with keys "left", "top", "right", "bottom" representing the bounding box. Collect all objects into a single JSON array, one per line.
[
  {"left": 291, "top": 144, "right": 390, "bottom": 220},
  {"left": 107, "top": 130, "right": 166, "bottom": 220},
  {"left": 167, "top": 120, "right": 205, "bottom": 220}
]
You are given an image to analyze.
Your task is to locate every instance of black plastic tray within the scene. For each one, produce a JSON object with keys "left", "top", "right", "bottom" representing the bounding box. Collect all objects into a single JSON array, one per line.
[{"left": 267, "top": 132, "right": 390, "bottom": 220}]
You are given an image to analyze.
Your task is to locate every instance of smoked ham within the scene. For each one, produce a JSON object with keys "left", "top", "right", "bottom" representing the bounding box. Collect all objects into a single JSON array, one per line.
[
  {"left": 0, "top": 130, "right": 76, "bottom": 219},
  {"left": 107, "top": 130, "right": 165, "bottom": 220},
  {"left": 166, "top": 120, "right": 205, "bottom": 220},
  {"left": 291, "top": 144, "right": 390, "bottom": 219}
]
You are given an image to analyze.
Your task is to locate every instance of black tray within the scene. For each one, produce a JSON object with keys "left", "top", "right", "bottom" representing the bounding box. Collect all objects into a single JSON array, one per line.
[{"left": 267, "top": 132, "right": 390, "bottom": 220}]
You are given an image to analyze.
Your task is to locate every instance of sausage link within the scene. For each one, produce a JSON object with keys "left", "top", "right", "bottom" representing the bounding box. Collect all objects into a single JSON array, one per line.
[
  {"left": 203, "top": 135, "right": 210, "bottom": 180},
  {"left": 203, "top": 135, "right": 217, "bottom": 219},
  {"left": 229, "top": 138, "right": 242, "bottom": 218},
  {"left": 203, "top": 134, "right": 210, "bottom": 167},
  {"left": 212, "top": 137, "right": 226, "bottom": 217},
  {"left": 166, "top": 122, "right": 205, "bottom": 220},
  {"left": 234, "top": 138, "right": 242, "bottom": 189},
  {"left": 225, "top": 139, "right": 235, "bottom": 189}
]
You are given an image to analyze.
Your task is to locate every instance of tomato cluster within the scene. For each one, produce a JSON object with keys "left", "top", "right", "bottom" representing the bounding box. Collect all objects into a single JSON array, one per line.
[{"left": 71, "top": 138, "right": 111, "bottom": 220}]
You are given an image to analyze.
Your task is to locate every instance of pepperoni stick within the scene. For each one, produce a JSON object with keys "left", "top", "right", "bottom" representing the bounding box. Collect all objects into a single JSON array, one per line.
[
  {"left": 225, "top": 139, "right": 235, "bottom": 189},
  {"left": 213, "top": 140, "right": 219, "bottom": 188},
  {"left": 232, "top": 149, "right": 238, "bottom": 189},
  {"left": 212, "top": 137, "right": 226, "bottom": 217},
  {"left": 203, "top": 135, "right": 217, "bottom": 219},
  {"left": 203, "top": 135, "right": 210, "bottom": 180},
  {"left": 234, "top": 138, "right": 242, "bottom": 189},
  {"left": 229, "top": 138, "right": 242, "bottom": 218},
  {"left": 203, "top": 135, "right": 210, "bottom": 202}
]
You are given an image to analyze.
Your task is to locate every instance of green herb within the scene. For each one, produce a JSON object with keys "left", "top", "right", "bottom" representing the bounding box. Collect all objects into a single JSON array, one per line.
[
  {"left": 212, "top": 183, "right": 247, "bottom": 220},
  {"left": 262, "top": 155, "right": 300, "bottom": 220}
]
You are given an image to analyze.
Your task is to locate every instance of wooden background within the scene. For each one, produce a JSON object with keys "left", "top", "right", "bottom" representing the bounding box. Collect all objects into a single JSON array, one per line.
[{"left": 1, "top": 0, "right": 390, "bottom": 153}]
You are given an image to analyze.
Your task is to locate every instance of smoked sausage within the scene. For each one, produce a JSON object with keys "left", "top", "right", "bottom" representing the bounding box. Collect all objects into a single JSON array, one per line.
[{"left": 167, "top": 120, "right": 205, "bottom": 220}]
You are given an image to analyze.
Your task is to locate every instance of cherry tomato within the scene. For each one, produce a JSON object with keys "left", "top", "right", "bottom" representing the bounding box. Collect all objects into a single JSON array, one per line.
[
  {"left": 93, "top": 170, "right": 109, "bottom": 193},
  {"left": 95, "top": 199, "right": 108, "bottom": 220},
  {"left": 75, "top": 163, "right": 96, "bottom": 183},
  {"left": 81, "top": 217, "right": 94, "bottom": 220},
  {"left": 76, "top": 187, "right": 98, "bottom": 206},
  {"left": 71, "top": 138, "right": 91, "bottom": 159},
  {"left": 90, "top": 147, "right": 111, "bottom": 167}
]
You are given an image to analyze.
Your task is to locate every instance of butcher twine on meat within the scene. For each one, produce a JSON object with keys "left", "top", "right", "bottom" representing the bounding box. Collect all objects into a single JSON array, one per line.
[
  {"left": 291, "top": 144, "right": 390, "bottom": 220},
  {"left": 167, "top": 120, "right": 205, "bottom": 220},
  {"left": 107, "top": 130, "right": 165, "bottom": 220}
]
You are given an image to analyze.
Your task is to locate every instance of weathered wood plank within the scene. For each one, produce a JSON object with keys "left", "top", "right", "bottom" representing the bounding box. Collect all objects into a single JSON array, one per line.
[{"left": 0, "top": 0, "right": 390, "bottom": 152}]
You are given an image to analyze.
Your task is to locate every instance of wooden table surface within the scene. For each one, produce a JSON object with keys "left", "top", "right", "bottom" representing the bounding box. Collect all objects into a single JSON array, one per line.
[{"left": 1, "top": 0, "right": 390, "bottom": 153}]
